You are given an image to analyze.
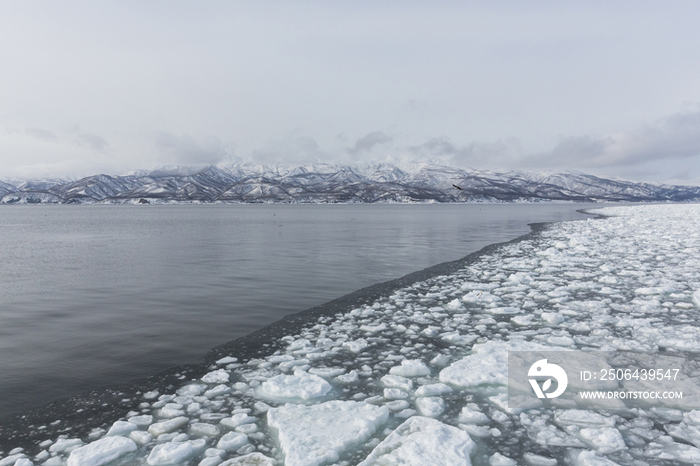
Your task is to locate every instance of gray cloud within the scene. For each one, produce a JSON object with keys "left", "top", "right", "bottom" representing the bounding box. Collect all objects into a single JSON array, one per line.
[
  {"left": 410, "top": 137, "right": 524, "bottom": 168},
  {"left": 154, "top": 132, "right": 229, "bottom": 165},
  {"left": 25, "top": 127, "right": 57, "bottom": 141},
  {"left": 251, "top": 135, "right": 328, "bottom": 166},
  {"left": 407, "top": 107, "right": 700, "bottom": 178},
  {"left": 75, "top": 133, "right": 109, "bottom": 152},
  {"left": 527, "top": 108, "right": 700, "bottom": 169},
  {"left": 347, "top": 131, "right": 393, "bottom": 156}
]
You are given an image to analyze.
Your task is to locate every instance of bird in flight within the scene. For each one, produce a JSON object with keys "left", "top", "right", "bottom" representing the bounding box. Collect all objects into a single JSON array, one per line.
[{"left": 452, "top": 184, "right": 463, "bottom": 190}]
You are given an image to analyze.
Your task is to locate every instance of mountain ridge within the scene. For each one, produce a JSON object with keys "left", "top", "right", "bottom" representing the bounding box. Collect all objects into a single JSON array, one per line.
[{"left": 2, "top": 162, "right": 699, "bottom": 204}]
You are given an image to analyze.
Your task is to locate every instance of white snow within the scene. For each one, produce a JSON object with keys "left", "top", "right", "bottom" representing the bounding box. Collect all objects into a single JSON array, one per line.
[
  {"left": 415, "top": 396, "right": 445, "bottom": 417},
  {"left": 380, "top": 374, "right": 413, "bottom": 391},
  {"left": 66, "top": 436, "right": 137, "bottom": 466},
  {"left": 258, "top": 369, "right": 332, "bottom": 401},
  {"left": 389, "top": 359, "right": 430, "bottom": 377},
  {"left": 579, "top": 427, "right": 627, "bottom": 454},
  {"left": 215, "top": 432, "right": 249, "bottom": 451},
  {"left": 267, "top": 400, "right": 389, "bottom": 466},
  {"left": 147, "top": 439, "right": 206, "bottom": 465},
  {"left": 358, "top": 416, "right": 475, "bottom": 466},
  {"left": 439, "top": 340, "right": 554, "bottom": 388},
  {"left": 415, "top": 383, "right": 453, "bottom": 397},
  {"left": 202, "top": 369, "right": 230, "bottom": 384},
  {"left": 148, "top": 417, "right": 189, "bottom": 436},
  {"left": 490, "top": 452, "right": 517, "bottom": 465},
  {"left": 10, "top": 204, "right": 700, "bottom": 466},
  {"left": 218, "top": 453, "right": 276, "bottom": 465}
]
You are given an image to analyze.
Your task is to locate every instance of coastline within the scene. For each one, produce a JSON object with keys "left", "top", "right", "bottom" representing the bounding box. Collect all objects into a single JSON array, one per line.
[{"left": 0, "top": 211, "right": 602, "bottom": 453}]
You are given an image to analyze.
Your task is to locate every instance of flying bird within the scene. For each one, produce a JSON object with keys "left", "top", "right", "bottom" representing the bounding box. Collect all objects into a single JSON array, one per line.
[{"left": 452, "top": 184, "right": 463, "bottom": 190}]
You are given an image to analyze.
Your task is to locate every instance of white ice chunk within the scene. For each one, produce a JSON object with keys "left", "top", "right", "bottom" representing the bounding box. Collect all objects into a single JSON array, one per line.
[
  {"left": 523, "top": 452, "right": 558, "bottom": 465},
  {"left": 50, "top": 439, "right": 84, "bottom": 453},
  {"left": 383, "top": 388, "right": 408, "bottom": 400},
  {"left": 445, "top": 299, "right": 463, "bottom": 310},
  {"left": 574, "top": 450, "right": 622, "bottom": 466},
  {"left": 147, "top": 439, "right": 206, "bottom": 465},
  {"left": 462, "top": 290, "right": 499, "bottom": 304},
  {"left": 177, "top": 384, "right": 206, "bottom": 396},
  {"left": 190, "top": 423, "right": 220, "bottom": 437},
  {"left": 541, "top": 313, "right": 565, "bottom": 325},
  {"left": 203, "top": 384, "right": 230, "bottom": 398},
  {"left": 358, "top": 416, "right": 475, "bottom": 466},
  {"left": 487, "top": 307, "right": 523, "bottom": 315},
  {"left": 579, "top": 427, "right": 627, "bottom": 454},
  {"left": 693, "top": 290, "right": 700, "bottom": 309},
  {"left": 66, "top": 436, "right": 137, "bottom": 466},
  {"left": 546, "top": 335, "right": 576, "bottom": 346},
  {"left": 216, "top": 432, "right": 248, "bottom": 451},
  {"left": 259, "top": 369, "right": 332, "bottom": 401},
  {"left": 218, "top": 453, "right": 276, "bottom": 465},
  {"left": 128, "top": 415, "right": 154, "bottom": 427},
  {"left": 308, "top": 367, "right": 345, "bottom": 378},
  {"left": 512, "top": 315, "right": 534, "bottom": 326},
  {"left": 158, "top": 403, "right": 185, "bottom": 418},
  {"left": 148, "top": 417, "right": 190, "bottom": 436},
  {"left": 198, "top": 456, "right": 223, "bottom": 466},
  {"left": 106, "top": 421, "right": 137, "bottom": 437},
  {"left": 490, "top": 452, "right": 517, "bottom": 465},
  {"left": 267, "top": 400, "right": 389, "bottom": 466},
  {"left": 555, "top": 410, "right": 615, "bottom": 428},
  {"left": 440, "top": 340, "right": 554, "bottom": 388},
  {"left": 385, "top": 400, "right": 410, "bottom": 411},
  {"left": 335, "top": 370, "right": 359, "bottom": 384},
  {"left": 441, "top": 332, "right": 478, "bottom": 346},
  {"left": 380, "top": 374, "right": 413, "bottom": 392},
  {"left": 415, "top": 383, "right": 453, "bottom": 397},
  {"left": 129, "top": 431, "right": 153, "bottom": 445},
  {"left": 220, "top": 413, "right": 257, "bottom": 429},
  {"left": 459, "top": 405, "right": 490, "bottom": 425},
  {"left": 415, "top": 397, "right": 445, "bottom": 417},
  {"left": 342, "top": 339, "right": 369, "bottom": 353},
  {"left": 215, "top": 356, "right": 238, "bottom": 365},
  {"left": 201, "top": 369, "right": 230, "bottom": 384},
  {"left": 685, "top": 410, "right": 700, "bottom": 426},
  {"left": 389, "top": 360, "right": 430, "bottom": 377},
  {"left": 459, "top": 424, "right": 490, "bottom": 438}
]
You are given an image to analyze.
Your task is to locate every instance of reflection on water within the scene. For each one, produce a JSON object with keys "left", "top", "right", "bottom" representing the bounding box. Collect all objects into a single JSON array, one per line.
[{"left": 0, "top": 203, "right": 598, "bottom": 418}]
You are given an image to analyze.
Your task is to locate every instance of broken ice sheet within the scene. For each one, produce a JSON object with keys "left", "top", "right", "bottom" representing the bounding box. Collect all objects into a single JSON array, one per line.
[{"left": 4, "top": 204, "right": 700, "bottom": 466}]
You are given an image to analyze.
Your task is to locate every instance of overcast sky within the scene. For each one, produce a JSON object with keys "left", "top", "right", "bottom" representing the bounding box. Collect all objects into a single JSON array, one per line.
[{"left": 2, "top": 1, "right": 700, "bottom": 185}]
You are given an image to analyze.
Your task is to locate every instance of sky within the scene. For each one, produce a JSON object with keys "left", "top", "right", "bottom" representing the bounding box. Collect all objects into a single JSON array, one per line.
[{"left": 1, "top": 1, "right": 700, "bottom": 185}]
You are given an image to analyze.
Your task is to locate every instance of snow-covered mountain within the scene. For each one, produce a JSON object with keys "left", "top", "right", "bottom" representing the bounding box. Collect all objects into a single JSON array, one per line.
[{"left": 2, "top": 162, "right": 699, "bottom": 204}]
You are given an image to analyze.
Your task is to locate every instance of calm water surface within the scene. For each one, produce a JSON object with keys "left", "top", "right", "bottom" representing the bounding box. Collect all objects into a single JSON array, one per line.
[{"left": 0, "top": 203, "right": 600, "bottom": 418}]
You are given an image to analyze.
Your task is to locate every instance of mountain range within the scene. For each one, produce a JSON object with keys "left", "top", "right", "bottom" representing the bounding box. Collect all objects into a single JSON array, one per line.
[{"left": 2, "top": 162, "right": 699, "bottom": 204}]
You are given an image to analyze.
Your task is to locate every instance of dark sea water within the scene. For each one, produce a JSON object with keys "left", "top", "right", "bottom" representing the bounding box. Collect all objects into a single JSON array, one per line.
[{"left": 0, "top": 203, "right": 601, "bottom": 419}]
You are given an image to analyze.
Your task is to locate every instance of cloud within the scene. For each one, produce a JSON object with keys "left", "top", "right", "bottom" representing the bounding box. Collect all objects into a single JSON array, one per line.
[
  {"left": 251, "top": 135, "right": 326, "bottom": 165},
  {"left": 25, "top": 127, "right": 57, "bottom": 141},
  {"left": 154, "top": 132, "right": 229, "bottom": 165},
  {"left": 75, "top": 133, "right": 109, "bottom": 152},
  {"left": 410, "top": 136, "right": 524, "bottom": 168},
  {"left": 526, "top": 107, "right": 700, "bottom": 169},
  {"left": 347, "top": 131, "right": 393, "bottom": 156},
  {"left": 406, "top": 107, "right": 700, "bottom": 180}
]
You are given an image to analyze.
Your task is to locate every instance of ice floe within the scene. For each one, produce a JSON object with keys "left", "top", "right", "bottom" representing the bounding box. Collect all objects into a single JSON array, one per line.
[
  {"left": 357, "top": 416, "right": 474, "bottom": 465},
  {"left": 267, "top": 401, "right": 388, "bottom": 466},
  {"left": 5, "top": 204, "right": 700, "bottom": 466}
]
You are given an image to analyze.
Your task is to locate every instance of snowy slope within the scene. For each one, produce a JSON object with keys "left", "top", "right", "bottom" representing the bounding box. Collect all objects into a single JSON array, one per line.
[{"left": 2, "top": 162, "right": 700, "bottom": 204}]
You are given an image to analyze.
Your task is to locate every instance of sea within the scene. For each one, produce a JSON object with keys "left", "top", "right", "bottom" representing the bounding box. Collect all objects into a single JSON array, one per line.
[{"left": 0, "top": 203, "right": 602, "bottom": 419}]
